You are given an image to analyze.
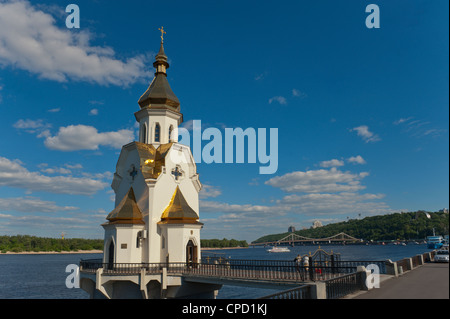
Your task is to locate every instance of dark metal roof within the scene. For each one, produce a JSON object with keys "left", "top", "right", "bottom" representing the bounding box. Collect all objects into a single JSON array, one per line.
[
  {"left": 138, "top": 74, "right": 180, "bottom": 110},
  {"left": 138, "top": 42, "right": 180, "bottom": 111}
]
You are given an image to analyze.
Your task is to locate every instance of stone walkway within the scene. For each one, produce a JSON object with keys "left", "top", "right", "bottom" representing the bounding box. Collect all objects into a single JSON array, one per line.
[{"left": 350, "top": 262, "right": 449, "bottom": 299}]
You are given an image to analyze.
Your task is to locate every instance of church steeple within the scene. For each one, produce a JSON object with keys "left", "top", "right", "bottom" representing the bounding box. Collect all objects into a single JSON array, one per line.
[
  {"left": 135, "top": 27, "right": 183, "bottom": 145},
  {"left": 153, "top": 42, "right": 168, "bottom": 75},
  {"left": 138, "top": 27, "right": 180, "bottom": 110}
]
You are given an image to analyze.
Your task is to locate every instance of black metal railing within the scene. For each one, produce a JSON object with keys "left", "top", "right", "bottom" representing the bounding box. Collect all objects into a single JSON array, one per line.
[
  {"left": 259, "top": 285, "right": 312, "bottom": 299},
  {"left": 79, "top": 258, "right": 368, "bottom": 282},
  {"left": 325, "top": 272, "right": 362, "bottom": 299},
  {"left": 79, "top": 258, "right": 103, "bottom": 273}
]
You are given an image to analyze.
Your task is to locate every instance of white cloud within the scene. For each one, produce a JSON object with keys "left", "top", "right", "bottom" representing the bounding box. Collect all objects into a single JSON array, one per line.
[
  {"left": 180, "top": 120, "right": 195, "bottom": 131},
  {"left": 0, "top": 156, "right": 107, "bottom": 195},
  {"left": 0, "top": 0, "right": 151, "bottom": 86},
  {"left": 0, "top": 196, "right": 77, "bottom": 213},
  {"left": 351, "top": 125, "right": 381, "bottom": 143},
  {"left": 41, "top": 167, "right": 72, "bottom": 175},
  {"left": 200, "top": 200, "right": 280, "bottom": 217},
  {"left": 43, "top": 124, "right": 135, "bottom": 151},
  {"left": 199, "top": 184, "right": 222, "bottom": 199},
  {"left": 199, "top": 188, "right": 390, "bottom": 241},
  {"left": 423, "top": 128, "right": 447, "bottom": 137},
  {"left": 0, "top": 214, "right": 99, "bottom": 236},
  {"left": 13, "top": 119, "right": 52, "bottom": 138},
  {"left": 393, "top": 117, "right": 413, "bottom": 125},
  {"left": 292, "top": 89, "right": 307, "bottom": 98},
  {"left": 47, "top": 107, "right": 60, "bottom": 113},
  {"left": 197, "top": 165, "right": 394, "bottom": 241},
  {"left": 394, "top": 117, "right": 446, "bottom": 138},
  {"left": 265, "top": 167, "right": 368, "bottom": 193},
  {"left": 319, "top": 159, "right": 344, "bottom": 168},
  {"left": 89, "top": 108, "right": 99, "bottom": 116},
  {"left": 65, "top": 163, "right": 83, "bottom": 169},
  {"left": 254, "top": 72, "right": 266, "bottom": 81},
  {"left": 82, "top": 171, "right": 114, "bottom": 180},
  {"left": 13, "top": 119, "right": 49, "bottom": 130},
  {"left": 347, "top": 155, "right": 366, "bottom": 165},
  {"left": 277, "top": 192, "right": 389, "bottom": 216},
  {"left": 268, "top": 96, "right": 287, "bottom": 105}
]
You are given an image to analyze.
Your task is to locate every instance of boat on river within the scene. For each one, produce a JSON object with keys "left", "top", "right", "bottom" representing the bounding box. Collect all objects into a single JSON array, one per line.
[
  {"left": 427, "top": 236, "right": 444, "bottom": 249},
  {"left": 266, "top": 246, "right": 290, "bottom": 253}
]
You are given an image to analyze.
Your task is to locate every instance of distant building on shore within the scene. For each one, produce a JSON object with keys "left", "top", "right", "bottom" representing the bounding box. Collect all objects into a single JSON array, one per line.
[
  {"left": 288, "top": 225, "right": 296, "bottom": 233},
  {"left": 312, "top": 220, "right": 323, "bottom": 229}
]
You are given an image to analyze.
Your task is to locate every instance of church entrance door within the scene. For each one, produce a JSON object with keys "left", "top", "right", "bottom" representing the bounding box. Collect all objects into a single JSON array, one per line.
[{"left": 186, "top": 240, "right": 197, "bottom": 267}]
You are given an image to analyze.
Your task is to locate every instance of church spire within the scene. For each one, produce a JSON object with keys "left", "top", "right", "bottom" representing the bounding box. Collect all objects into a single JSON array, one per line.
[
  {"left": 138, "top": 27, "right": 180, "bottom": 110},
  {"left": 153, "top": 40, "right": 168, "bottom": 75}
]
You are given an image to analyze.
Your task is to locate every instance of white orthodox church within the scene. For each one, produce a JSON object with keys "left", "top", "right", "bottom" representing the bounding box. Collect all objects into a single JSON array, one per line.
[
  {"left": 104, "top": 37, "right": 202, "bottom": 267},
  {"left": 80, "top": 33, "right": 218, "bottom": 299}
]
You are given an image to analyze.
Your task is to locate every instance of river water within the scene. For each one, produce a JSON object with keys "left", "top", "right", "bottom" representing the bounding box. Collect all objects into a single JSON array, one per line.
[{"left": 0, "top": 244, "right": 433, "bottom": 299}]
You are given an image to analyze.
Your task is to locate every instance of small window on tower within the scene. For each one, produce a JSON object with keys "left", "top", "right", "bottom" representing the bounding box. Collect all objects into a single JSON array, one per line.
[
  {"left": 155, "top": 123, "right": 161, "bottom": 143},
  {"left": 141, "top": 124, "right": 147, "bottom": 143},
  {"left": 168, "top": 125, "right": 174, "bottom": 142}
]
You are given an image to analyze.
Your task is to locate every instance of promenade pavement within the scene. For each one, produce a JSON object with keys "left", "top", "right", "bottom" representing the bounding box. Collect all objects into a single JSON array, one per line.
[{"left": 351, "top": 262, "right": 449, "bottom": 299}]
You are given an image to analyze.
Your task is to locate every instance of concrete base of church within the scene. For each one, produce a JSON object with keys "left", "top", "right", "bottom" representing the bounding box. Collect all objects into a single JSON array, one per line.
[{"left": 80, "top": 270, "right": 221, "bottom": 299}]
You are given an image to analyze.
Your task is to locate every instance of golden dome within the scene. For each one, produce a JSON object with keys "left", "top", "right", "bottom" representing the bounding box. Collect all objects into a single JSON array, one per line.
[{"left": 159, "top": 186, "right": 201, "bottom": 224}]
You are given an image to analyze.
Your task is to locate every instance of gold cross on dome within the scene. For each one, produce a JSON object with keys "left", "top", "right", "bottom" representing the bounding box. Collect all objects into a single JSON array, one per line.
[{"left": 158, "top": 26, "right": 166, "bottom": 43}]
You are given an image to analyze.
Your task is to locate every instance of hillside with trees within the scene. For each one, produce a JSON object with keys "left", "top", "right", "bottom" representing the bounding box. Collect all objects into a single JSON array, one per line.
[
  {"left": 201, "top": 238, "right": 248, "bottom": 248},
  {"left": 253, "top": 211, "right": 449, "bottom": 243}
]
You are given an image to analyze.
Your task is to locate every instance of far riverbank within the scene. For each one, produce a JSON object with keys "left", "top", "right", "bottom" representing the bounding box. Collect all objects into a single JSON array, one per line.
[
  {"left": 0, "top": 247, "right": 249, "bottom": 254},
  {"left": 0, "top": 250, "right": 103, "bottom": 255},
  {"left": 202, "top": 247, "right": 248, "bottom": 250}
]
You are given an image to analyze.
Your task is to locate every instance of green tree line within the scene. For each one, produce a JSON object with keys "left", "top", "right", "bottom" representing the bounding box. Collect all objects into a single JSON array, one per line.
[
  {"left": 253, "top": 211, "right": 449, "bottom": 243},
  {"left": 0, "top": 235, "right": 103, "bottom": 253},
  {"left": 201, "top": 238, "right": 248, "bottom": 248},
  {"left": 0, "top": 235, "right": 248, "bottom": 252}
]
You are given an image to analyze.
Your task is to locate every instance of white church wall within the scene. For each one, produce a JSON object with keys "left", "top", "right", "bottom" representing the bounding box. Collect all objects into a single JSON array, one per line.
[
  {"left": 115, "top": 225, "right": 144, "bottom": 264},
  {"left": 164, "top": 225, "right": 202, "bottom": 263}
]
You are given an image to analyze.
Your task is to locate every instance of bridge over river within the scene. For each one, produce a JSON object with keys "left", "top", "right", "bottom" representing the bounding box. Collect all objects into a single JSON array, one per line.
[{"left": 250, "top": 232, "right": 362, "bottom": 246}]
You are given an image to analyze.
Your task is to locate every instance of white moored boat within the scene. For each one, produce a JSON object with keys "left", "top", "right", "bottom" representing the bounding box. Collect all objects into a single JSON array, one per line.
[{"left": 266, "top": 246, "right": 290, "bottom": 253}]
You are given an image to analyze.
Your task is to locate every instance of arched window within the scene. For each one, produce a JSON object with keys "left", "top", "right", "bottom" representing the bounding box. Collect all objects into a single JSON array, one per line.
[
  {"left": 168, "top": 125, "right": 174, "bottom": 142},
  {"left": 154, "top": 123, "right": 161, "bottom": 143},
  {"left": 141, "top": 123, "right": 147, "bottom": 143}
]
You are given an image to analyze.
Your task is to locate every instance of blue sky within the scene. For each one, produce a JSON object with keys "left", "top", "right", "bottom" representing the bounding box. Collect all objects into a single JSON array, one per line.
[{"left": 0, "top": 0, "right": 448, "bottom": 242}]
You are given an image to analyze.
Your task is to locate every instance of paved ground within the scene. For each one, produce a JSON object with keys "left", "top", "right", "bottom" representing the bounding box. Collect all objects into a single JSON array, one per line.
[{"left": 352, "top": 262, "right": 449, "bottom": 299}]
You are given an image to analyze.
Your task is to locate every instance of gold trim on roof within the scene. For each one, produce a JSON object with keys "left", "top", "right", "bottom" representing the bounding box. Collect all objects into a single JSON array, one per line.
[
  {"left": 134, "top": 141, "right": 174, "bottom": 180},
  {"left": 106, "top": 187, "right": 145, "bottom": 225}
]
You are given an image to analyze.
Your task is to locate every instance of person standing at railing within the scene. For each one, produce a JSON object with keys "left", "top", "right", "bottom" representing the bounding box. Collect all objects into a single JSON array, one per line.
[
  {"left": 303, "top": 256, "right": 312, "bottom": 281},
  {"left": 302, "top": 256, "right": 309, "bottom": 271},
  {"left": 293, "top": 255, "right": 304, "bottom": 281}
]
